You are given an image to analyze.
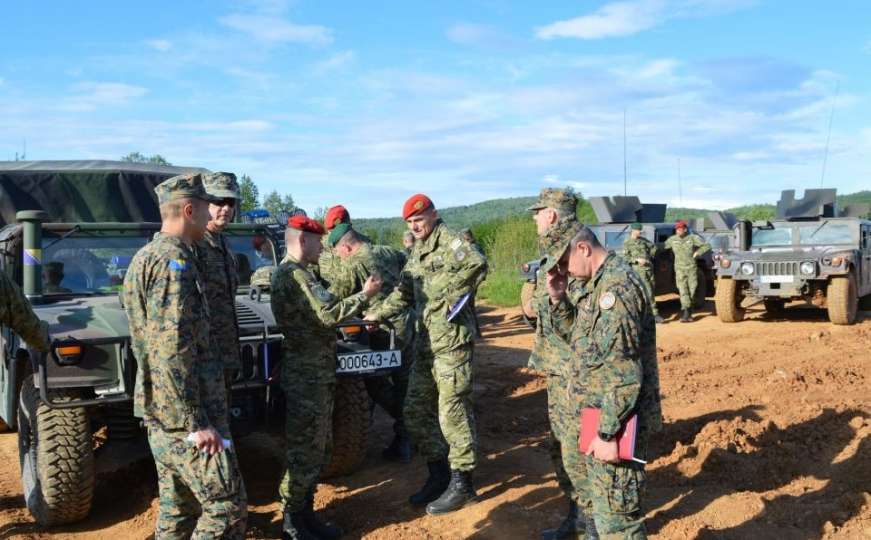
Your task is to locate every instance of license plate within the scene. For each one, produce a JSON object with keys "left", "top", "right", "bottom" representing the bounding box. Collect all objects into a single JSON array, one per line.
[
  {"left": 761, "top": 275, "right": 794, "bottom": 283},
  {"left": 336, "top": 350, "right": 402, "bottom": 374}
]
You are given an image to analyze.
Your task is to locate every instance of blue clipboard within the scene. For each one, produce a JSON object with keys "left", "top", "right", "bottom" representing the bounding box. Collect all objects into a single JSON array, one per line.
[{"left": 447, "top": 292, "right": 472, "bottom": 322}]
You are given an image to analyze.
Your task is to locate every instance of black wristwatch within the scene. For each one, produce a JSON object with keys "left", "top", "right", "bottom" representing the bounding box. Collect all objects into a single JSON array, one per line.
[{"left": 598, "top": 431, "right": 617, "bottom": 442}]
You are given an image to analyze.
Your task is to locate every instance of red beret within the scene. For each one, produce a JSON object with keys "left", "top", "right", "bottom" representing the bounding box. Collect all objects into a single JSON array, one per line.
[
  {"left": 675, "top": 220, "right": 688, "bottom": 229},
  {"left": 402, "top": 194, "right": 434, "bottom": 220},
  {"left": 324, "top": 205, "right": 350, "bottom": 230},
  {"left": 288, "top": 215, "right": 325, "bottom": 235}
]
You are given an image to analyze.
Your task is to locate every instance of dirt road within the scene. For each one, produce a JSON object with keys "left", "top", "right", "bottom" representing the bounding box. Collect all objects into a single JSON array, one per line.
[{"left": 1, "top": 299, "right": 869, "bottom": 539}]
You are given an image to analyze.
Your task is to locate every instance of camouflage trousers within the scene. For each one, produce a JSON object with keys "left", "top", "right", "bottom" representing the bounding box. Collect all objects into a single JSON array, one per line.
[
  {"left": 547, "top": 374, "right": 592, "bottom": 512},
  {"left": 405, "top": 344, "right": 477, "bottom": 471},
  {"left": 147, "top": 428, "right": 247, "bottom": 540},
  {"left": 585, "top": 434, "right": 649, "bottom": 539},
  {"left": 674, "top": 267, "right": 697, "bottom": 310},
  {"left": 631, "top": 266, "right": 659, "bottom": 317},
  {"left": 279, "top": 375, "right": 335, "bottom": 513}
]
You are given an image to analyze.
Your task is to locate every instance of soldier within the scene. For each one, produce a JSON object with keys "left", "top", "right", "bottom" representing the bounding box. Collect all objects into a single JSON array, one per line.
[
  {"left": 196, "top": 172, "right": 242, "bottom": 398},
  {"left": 544, "top": 225, "right": 662, "bottom": 539},
  {"left": 123, "top": 173, "right": 247, "bottom": 539},
  {"left": 0, "top": 270, "right": 50, "bottom": 352},
  {"left": 271, "top": 215, "right": 382, "bottom": 540},
  {"left": 365, "top": 194, "right": 487, "bottom": 516},
  {"left": 42, "top": 261, "right": 72, "bottom": 293},
  {"left": 527, "top": 188, "right": 594, "bottom": 539},
  {"left": 622, "top": 223, "right": 664, "bottom": 324},
  {"left": 663, "top": 220, "right": 711, "bottom": 322},
  {"left": 326, "top": 210, "right": 414, "bottom": 462}
]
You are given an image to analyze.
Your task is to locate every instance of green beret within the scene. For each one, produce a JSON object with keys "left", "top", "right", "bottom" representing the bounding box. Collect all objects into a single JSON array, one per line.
[
  {"left": 630, "top": 222, "right": 642, "bottom": 231},
  {"left": 203, "top": 172, "right": 240, "bottom": 200},
  {"left": 328, "top": 222, "right": 352, "bottom": 247},
  {"left": 155, "top": 173, "right": 220, "bottom": 205}
]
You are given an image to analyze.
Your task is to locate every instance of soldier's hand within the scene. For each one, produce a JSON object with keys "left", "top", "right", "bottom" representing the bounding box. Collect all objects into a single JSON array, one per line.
[
  {"left": 545, "top": 268, "right": 567, "bottom": 303},
  {"left": 190, "top": 427, "right": 224, "bottom": 455},
  {"left": 362, "top": 275, "right": 383, "bottom": 298},
  {"left": 585, "top": 435, "right": 619, "bottom": 463}
]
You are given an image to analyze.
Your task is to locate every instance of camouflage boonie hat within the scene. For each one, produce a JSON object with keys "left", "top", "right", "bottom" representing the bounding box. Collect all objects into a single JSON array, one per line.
[
  {"left": 528, "top": 188, "right": 578, "bottom": 215},
  {"left": 154, "top": 173, "right": 220, "bottom": 205},
  {"left": 203, "top": 172, "right": 240, "bottom": 200}
]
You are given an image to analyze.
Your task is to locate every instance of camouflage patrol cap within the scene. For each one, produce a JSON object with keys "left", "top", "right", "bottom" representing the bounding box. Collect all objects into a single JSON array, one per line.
[
  {"left": 203, "top": 172, "right": 240, "bottom": 200},
  {"left": 541, "top": 221, "right": 587, "bottom": 274},
  {"left": 528, "top": 188, "right": 578, "bottom": 214},
  {"left": 154, "top": 173, "right": 220, "bottom": 205}
]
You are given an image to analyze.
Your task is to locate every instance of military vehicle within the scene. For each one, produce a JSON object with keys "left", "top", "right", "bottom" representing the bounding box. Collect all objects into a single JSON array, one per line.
[
  {"left": 0, "top": 161, "right": 400, "bottom": 526},
  {"left": 715, "top": 189, "right": 871, "bottom": 325},
  {"left": 519, "top": 196, "right": 714, "bottom": 327}
]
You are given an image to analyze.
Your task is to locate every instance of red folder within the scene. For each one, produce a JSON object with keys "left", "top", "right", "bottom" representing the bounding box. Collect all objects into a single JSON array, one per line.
[{"left": 579, "top": 407, "right": 645, "bottom": 464}]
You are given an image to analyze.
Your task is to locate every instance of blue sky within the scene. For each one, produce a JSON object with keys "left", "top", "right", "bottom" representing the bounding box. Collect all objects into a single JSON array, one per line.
[{"left": 2, "top": 0, "right": 870, "bottom": 217}]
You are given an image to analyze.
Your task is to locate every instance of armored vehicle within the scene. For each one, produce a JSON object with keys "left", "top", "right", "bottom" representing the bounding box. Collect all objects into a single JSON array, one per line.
[
  {"left": 715, "top": 189, "right": 871, "bottom": 325},
  {"left": 0, "top": 161, "right": 400, "bottom": 526}
]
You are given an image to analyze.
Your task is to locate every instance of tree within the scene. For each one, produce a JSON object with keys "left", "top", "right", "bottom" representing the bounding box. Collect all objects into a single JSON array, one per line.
[
  {"left": 120, "top": 152, "right": 170, "bottom": 165},
  {"left": 262, "top": 190, "right": 296, "bottom": 216},
  {"left": 239, "top": 174, "right": 259, "bottom": 212}
]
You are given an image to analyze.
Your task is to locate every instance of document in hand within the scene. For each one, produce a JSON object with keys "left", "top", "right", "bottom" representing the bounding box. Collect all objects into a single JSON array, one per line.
[
  {"left": 447, "top": 292, "right": 472, "bottom": 322},
  {"left": 578, "top": 407, "right": 645, "bottom": 464}
]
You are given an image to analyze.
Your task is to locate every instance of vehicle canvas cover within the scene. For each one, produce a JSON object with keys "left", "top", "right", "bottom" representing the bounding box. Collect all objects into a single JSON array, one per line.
[{"left": 0, "top": 160, "right": 209, "bottom": 225}]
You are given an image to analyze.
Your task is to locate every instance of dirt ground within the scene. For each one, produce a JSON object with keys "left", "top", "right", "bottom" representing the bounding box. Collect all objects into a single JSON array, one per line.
[{"left": 1, "top": 298, "right": 870, "bottom": 539}]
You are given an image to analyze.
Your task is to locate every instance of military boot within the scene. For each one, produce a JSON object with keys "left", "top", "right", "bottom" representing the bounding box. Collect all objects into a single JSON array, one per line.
[
  {"left": 283, "top": 511, "right": 319, "bottom": 540},
  {"left": 303, "top": 492, "right": 342, "bottom": 540},
  {"left": 425, "top": 469, "right": 479, "bottom": 515},
  {"left": 654, "top": 315, "right": 665, "bottom": 324},
  {"left": 680, "top": 308, "right": 690, "bottom": 322},
  {"left": 382, "top": 433, "right": 412, "bottom": 463},
  {"left": 583, "top": 512, "right": 600, "bottom": 540},
  {"left": 541, "top": 499, "right": 584, "bottom": 539},
  {"left": 409, "top": 458, "right": 451, "bottom": 506}
]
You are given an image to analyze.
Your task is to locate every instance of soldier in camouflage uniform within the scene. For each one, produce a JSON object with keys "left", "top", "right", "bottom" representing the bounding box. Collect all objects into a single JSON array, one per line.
[
  {"left": 663, "top": 220, "right": 711, "bottom": 322},
  {"left": 527, "top": 188, "right": 594, "bottom": 539},
  {"left": 365, "top": 194, "right": 487, "bottom": 516},
  {"left": 622, "top": 223, "right": 664, "bottom": 324},
  {"left": 327, "top": 213, "right": 415, "bottom": 463},
  {"left": 0, "top": 270, "right": 50, "bottom": 352},
  {"left": 123, "top": 174, "right": 247, "bottom": 540},
  {"left": 196, "top": 172, "right": 242, "bottom": 399},
  {"left": 270, "top": 215, "right": 382, "bottom": 540},
  {"left": 544, "top": 226, "right": 662, "bottom": 539}
]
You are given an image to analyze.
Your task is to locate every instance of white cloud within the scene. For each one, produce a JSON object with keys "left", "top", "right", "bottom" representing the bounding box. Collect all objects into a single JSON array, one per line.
[
  {"left": 536, "top": 0, "right": 755, "bottom": 40},
  {"left": 314, "top": 50, "right": 356, "bottom": 74},
  {"left": 446, "top": 22, "right": 516, "bottom": 49},
  {"left": 145, "top": 39, "right": 172, "bottom": 52},
  {"left": 61, "top": 82, "right": 148, "bottom": 112},
  {"left": 218, "top": 13, "right": 332, "bottom": 46}
]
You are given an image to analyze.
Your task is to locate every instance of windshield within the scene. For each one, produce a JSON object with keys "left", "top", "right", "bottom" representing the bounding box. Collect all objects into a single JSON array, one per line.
[
  {"left": 225, "top": 233, "right": 278, "bottom": 285},
  {"left": 42, "top": 232, "right": 151, "bottom": 294},
  {"left": 751, "top": 227, "right": 792, "bottom": 247},
  {"left": 604, "top": 229, "right": 630, "bottom": 250},
  {"left": 704, "top": 232, "right": 732, "bottom": 252},
  {"left": 798, "top": 222, "right": 853, "bottom": 245}
]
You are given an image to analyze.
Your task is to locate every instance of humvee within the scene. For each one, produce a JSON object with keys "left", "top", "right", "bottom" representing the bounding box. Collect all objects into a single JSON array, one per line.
[
  {"left": 0, "top": 161, "right": 399, "bottom": 526},
  {"left": 715, "top": 189, "right": 871, "bottom": 325}
]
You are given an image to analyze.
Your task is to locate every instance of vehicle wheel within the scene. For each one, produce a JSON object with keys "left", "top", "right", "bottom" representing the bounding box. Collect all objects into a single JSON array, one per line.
[
  {"left": 827, "top": 274, "right": 858, "bottom": 325},
  {"left": 693, "top": 269, "right": 708, "bottom": 309},
  {"left": 763, "top": 299, "right": 785, "bottom": 315},
  {"left": 322, "top": 378, "right": 370, "bottom": 479},
  {"left": 0, "top": 418, "right": 10, "bottom": 432},
  {"left": 17, "top": 374, "right": 94, "bottom": 526},
  {"left": 715, "top": 277, "right": 745, "bottom": 322},
  {"left": 520, "top": 281, "right": 537, "bottom": 329}
]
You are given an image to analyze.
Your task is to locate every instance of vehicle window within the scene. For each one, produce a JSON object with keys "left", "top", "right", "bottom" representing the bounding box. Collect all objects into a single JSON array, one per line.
[
  {"left": 798, "top": 222, "right": 853, "bottom": 245},
  {"left": 751, "top": 227, "right": 792, "bottom": 247},
  {"left": 42, "top": 233, "right": 151, "bottom": 294},
  {"left": 604, "top": 230, "right": 629, "bottom": 250},
  {"left": 226, "top": 234, "right": 277, "bottom": 285}
]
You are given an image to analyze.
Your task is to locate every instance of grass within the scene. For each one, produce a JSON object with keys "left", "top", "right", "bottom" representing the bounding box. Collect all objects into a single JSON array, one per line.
[{"left": 478, "top": 270, "right": 526, "bottom": 307}]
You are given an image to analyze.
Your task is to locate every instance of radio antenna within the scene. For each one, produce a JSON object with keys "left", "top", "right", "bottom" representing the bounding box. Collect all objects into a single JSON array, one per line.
[{"left": 820, "top": 81, "right": 839, "bottom": 187}]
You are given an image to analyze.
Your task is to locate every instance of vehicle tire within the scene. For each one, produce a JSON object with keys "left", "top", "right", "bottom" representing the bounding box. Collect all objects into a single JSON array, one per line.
[
  {"left": 715, "top": 277, "right": 745, "bottom": 322},
  {"left": 693, "top": 268, "right": 708, "bottom": 309},
  {"left": 520, "top": 281, "right": 537, "bottom": 328},
  {"left": 0, "top": 417, "right": 11, "bottom": 432},
  {"left": 763, "top": 298, "right": 785, "bottom": 315},
  {"left": 827, "top": 274, "right": 858, "bottom": 325},
  {"left": 322, "top": 378, "right": 370, "bottom": 479},
  {"left": 17, "top": 374, "right": 94, "bottom": 526}
]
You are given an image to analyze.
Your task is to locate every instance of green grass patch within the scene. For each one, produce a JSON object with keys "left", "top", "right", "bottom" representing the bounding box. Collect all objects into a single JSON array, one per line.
[{"left": 478, "top": 270, "right": 525, "bottom": 307}]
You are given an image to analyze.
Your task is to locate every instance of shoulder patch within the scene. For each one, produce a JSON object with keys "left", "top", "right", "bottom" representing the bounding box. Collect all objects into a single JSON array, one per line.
[
  {"left": 454, "top": 249, "right": 466, "bottom": 262},
  {"left": 599, "top": 291, "right": 617, "bottom": 310},
  {"left": 450, "top": 238, "right": 463, "bottom": 251},
  {"left": 168, "top": 259, "right": 188, "bottom": 271},
  {"left": 308, "top": 280, "right": 332, "bottom": 302}
]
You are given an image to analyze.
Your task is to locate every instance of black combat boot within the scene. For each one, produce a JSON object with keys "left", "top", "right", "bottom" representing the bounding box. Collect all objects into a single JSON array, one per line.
[
  {"left": 302, "top": 492, "right": 342, "bottom": 540},
  {"left": 382, "top": 432, "right": 412, "bottom": 463},
  {"left": 584, "top": 512, "right": 600, "bottom": 540},
  {"left": 409, "top": 458, "right": 451, "bottom": 506},
  {"left": 680, "top": 308, "right": 690, "bottom": 322},
  {"left": 283, "top": 510, "right": 319, "bottom": 540},
  {"left": 541, "top": 499, "right": 583, "bottom": 539},
  {"left": 654, "top": 314, "right": 665, "bottom": 324},
  {"left": 425, "top": 469, "right": 479, "bottom": 515}
]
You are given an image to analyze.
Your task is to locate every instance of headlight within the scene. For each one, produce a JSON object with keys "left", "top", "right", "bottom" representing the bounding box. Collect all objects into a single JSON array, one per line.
[
  {"left": 720, "top": 258, "right": 731, "bottom": 269},
  {"left": 521, "top": 263, "right": 530, "bottom": 273},
  {"left": 800, "top": 261, "right": 815, "bottom": 275},
  {"left": 740, "top": 262, "right": 755, "bottom": 275},
  {"left": 831, "top": 256, "right": 844, "bottom": 267}
]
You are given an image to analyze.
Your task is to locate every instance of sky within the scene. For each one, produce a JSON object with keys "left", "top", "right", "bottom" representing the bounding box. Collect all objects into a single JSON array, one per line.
[{"left": 2, "top": 0, "right": 870, "bottom": 217}]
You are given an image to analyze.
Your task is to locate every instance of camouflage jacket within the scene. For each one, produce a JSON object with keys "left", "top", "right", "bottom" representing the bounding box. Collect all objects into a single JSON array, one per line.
[
  {"left": 328, "top": 243, "right": 414, "bottom": 346},
  {"left": 270, "top": 254, "right": 370, "bottom": 383},
  {"left": 123, "top": 235, "right": 224, "bottom": 433},
  {"left": 371, "top": 221, "right": 487, "bottom": 355},
  {"left": 622, "top": 236, "right": 658, "bottom": 271},
  {"left": 664, "top": 233, "right": 710, "bottom": 272},
  {"left": 195, "top": 229, "right": 240, "bottom": 370},
  {"left": 549, "top": 252, "right": 662, "bottom": 436},
  {"left": 0, "top": 271, "right": 48, "bottom": 352}
]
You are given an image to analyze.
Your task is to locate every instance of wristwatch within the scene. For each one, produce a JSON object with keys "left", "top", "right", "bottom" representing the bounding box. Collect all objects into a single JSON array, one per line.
[{"left": 598, "top": 431, "right": 617, "bottom": 442}]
